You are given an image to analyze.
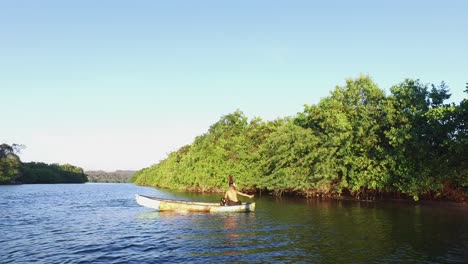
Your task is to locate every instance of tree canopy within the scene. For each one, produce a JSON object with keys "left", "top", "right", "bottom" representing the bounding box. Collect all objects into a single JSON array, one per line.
[
  {"left": 132, "top": 76, "right": 467, "bottom": 201},
  {"left": 0, "top": 143, "right": 88, "bottom": 184},
  {"left": 0, "top": 143, "right": 23, "bottom": 184},
  {"left": 85, "top": 170, "right": 135, "bottom": 183},
  {"left": 19, "top": 162, "right": 88, "bottom": 184}
]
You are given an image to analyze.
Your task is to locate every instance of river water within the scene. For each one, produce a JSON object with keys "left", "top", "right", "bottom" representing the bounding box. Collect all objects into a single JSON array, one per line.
[{"left": 0, "top": 183, "right": 466, "bottom": 263}]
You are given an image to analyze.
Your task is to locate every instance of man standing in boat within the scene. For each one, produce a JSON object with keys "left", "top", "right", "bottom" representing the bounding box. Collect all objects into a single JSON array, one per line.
[{"left": 224, "top": 175, "right": 254, "bottom": 206}]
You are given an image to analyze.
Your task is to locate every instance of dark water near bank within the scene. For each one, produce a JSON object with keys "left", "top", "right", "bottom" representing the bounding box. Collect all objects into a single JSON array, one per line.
[{"left": 0, "top": 183, "right": 466, "bottom": 263}]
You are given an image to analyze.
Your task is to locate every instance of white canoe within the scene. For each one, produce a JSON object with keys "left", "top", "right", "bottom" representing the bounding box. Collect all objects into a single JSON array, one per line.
[{"left": 135, "top": 194, "right": 255, "bottom": 213}]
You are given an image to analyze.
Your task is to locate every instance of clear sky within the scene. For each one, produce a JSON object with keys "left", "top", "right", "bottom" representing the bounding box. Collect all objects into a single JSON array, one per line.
[{"left": 1, "top": 0, "right": 467, "bottom": 171}]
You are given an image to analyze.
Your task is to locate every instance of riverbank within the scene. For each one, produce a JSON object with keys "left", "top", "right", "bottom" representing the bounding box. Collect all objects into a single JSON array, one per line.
[{"left": 138, "top": 183, "right": 467, "bottom": 204}]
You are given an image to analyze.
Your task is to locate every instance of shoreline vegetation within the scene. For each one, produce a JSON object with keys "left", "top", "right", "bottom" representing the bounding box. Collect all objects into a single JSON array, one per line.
[
  {"left": 85, "top": 170, "right": 135, "bottom": 183},
  {"left": 132, "top": 76, "right": 468, "bottom": 203},
  {"left": 0, "top": 145, "right": 135, "bottom": 185},
  {"left": 0, "top": 143, "right": 88, "bottom": 184},
  {"left": 20, "top": 162, "right": 87, "bottom": 184}
]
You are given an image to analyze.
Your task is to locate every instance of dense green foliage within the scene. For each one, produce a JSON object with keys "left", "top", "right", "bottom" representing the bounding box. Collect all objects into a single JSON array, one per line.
[
  {"left": 0, "top": 143, "right": 88, "bottom": 184},
  {"left": 132, "top": 76, "right": 467, "bottom": 201},
  {"left": 86, "top": 170, "right": 135, "bottom": 183},
  {"left": 19, "top": 162, "right": 88, "bottom": 184},
  {"left": 0, "top": 144, "right": 23, "bottom": 184}
]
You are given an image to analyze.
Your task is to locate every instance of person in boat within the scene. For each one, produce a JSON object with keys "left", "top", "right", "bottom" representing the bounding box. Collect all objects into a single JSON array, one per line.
[{"left": 223, "top": 175, "right": 254, "bottom": 206}]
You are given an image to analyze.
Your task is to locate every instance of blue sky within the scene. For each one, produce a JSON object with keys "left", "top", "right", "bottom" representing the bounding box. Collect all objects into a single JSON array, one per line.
[{"left": 1, "top": 0, "right": 467, "bottom": 171}]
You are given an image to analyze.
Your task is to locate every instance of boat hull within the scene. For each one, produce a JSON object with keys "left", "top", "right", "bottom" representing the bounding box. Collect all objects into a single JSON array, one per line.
[{"left": 135, "top": 194, "right": 255, "bottom": 212}]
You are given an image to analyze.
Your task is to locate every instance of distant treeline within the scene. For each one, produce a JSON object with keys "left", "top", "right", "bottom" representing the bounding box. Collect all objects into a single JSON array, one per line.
[
  {"left": 86, "top": 170, "right": 135, "bottom": 183},
  {"left": 132, "top": 76, "right": 468, "bottom": 202},
  {"left": 0, "top": 144, "right": 87, "bottom": 184},
  {"left": 20, "top": 162, "right": 87, "bottom": 183}
]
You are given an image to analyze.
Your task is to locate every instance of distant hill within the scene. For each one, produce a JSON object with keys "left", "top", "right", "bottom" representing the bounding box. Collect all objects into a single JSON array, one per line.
[{"left": 85, "top": 170, "right": 135, "bottom": 183}]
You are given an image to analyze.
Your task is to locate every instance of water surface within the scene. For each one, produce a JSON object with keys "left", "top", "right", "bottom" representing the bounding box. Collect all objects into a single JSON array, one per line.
[{"left": 0, "top": 183, "right": 466, "bottom": 263}]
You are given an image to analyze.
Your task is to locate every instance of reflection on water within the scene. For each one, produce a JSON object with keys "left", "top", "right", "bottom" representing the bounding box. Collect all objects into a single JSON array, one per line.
[
  {"left": 0, "top": 183, "right": 467, "bottom": 263},
  {"left": 221, "top": 214, "right": 243, "bottom": 256},
  {"left": 136, "top": 211, "right": 161, "bottom": 220}
]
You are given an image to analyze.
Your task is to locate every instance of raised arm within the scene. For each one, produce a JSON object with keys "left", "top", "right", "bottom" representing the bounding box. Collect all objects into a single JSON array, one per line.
[{"left": 236, "top": 190, "right": 254, "bottom": 199}]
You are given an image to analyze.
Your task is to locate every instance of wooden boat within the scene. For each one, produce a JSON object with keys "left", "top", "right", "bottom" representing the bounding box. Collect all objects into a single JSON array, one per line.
[{"left": 135, "top": 194, "right": 255, "bottom": 213}]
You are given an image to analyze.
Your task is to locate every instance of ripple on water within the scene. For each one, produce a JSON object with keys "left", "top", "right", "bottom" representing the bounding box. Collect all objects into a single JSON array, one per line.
[{"left": 1, "top": 184, "right": 467, "bottom": 263}]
